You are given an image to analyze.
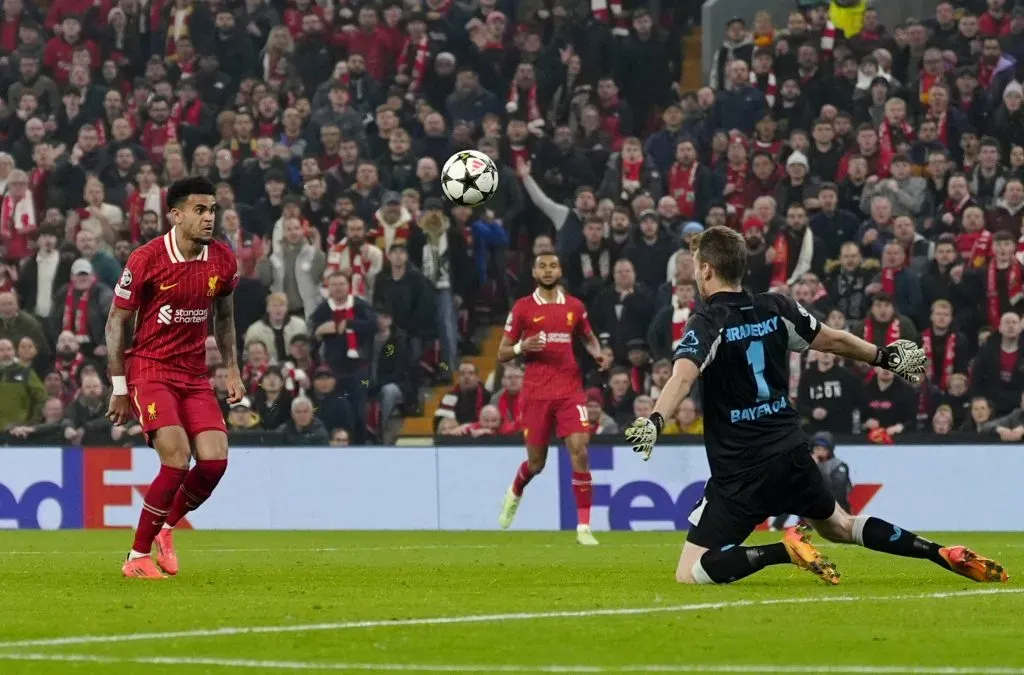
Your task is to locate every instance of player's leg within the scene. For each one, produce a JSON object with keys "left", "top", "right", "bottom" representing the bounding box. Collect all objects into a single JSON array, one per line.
[
  {"left": 499, "top": 402, "right": 552, "bottom": 529},
  {"left": 807, "top": 507, "right": 1009, "bottom": 583},
  {"left": 676, "top": 491, "right": 793, "bottom": 584},
  {"left": 123, "top": 383, "right": 190, "bottom": 579},
  {"left": 157, "top": 388, "right": 232, "bottom": 575},
  {"left": 558, "top": 394, "right": 597, "bottom": 544}
]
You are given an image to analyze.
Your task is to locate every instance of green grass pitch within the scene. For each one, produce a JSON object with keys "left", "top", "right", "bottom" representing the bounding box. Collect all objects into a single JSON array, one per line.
[{"left": 1, "top": 530, "right": 1022, "bottom": 674}]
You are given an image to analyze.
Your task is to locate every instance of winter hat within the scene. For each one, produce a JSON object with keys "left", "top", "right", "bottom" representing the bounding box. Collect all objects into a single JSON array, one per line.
[
  {"left": 1004, "top": 81, "right": 1024, "bottom": 102},
  {"left": 786, "top": 151, "right": 809, "bottom": 168}
]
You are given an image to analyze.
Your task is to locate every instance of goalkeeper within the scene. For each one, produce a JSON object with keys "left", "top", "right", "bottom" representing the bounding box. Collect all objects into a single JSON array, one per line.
[{"left": 625, "top": 226, "right": 1008, "bottom": 586}]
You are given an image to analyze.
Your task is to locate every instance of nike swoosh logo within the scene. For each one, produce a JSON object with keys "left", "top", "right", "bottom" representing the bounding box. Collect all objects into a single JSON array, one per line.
[
  {"left": 159, "top": 283, "right": 178, "bottom": 291},
  {"left": 533, "top": 317, "right": 544, "bottom": 323}
]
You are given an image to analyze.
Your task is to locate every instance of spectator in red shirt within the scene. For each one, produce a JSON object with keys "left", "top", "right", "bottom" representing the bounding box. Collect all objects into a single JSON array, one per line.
[
  {"left": 334, "top": 5, "right": 401, "bottom": 83},
  {"left": 979, "top": 0, "right": 1011, "bottom": 36},
  {"left": 45, "top": 0, "right": 108, "bottom": 34},
  {"left": 139, "top": 96, "right": 179, "bottom": 165},
  {"left": 42, "top": 15, "right": 99, "bottom": 86}
]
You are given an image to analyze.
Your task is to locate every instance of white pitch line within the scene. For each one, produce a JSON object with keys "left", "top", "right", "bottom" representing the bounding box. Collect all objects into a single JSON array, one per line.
[
  {"left": 0, "top": 543, "right": 680, "bottom": 556},
  {"left": 3, "top": 542, "right": 1023, "bottom": 556},
  {"left": 0, "top": 588, "right": 1018, "bottom": 650},
  {"left": 0, "top": 653, "right": 1020, "bottom": 674}
]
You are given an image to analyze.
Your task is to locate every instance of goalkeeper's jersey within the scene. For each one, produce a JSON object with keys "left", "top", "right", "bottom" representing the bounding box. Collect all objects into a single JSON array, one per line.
[{"left": 672, "top": 290, "right": 822, "bottom": 478}]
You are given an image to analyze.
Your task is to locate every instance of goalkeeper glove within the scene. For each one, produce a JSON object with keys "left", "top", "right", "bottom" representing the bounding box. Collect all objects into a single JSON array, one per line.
[
  {"left": 625, "top": 412, "right": 663, "bottom": 462},
  {"left": 874, "top": 339, "right": 928, "bottom": 383}
]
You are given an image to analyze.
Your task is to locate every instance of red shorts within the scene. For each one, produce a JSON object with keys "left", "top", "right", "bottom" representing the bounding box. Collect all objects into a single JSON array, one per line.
[
  {"left": 519, "top": 393, "right": 589, "bottom": 445},
  {"left": 129, "top": 379, "right": 227, "bottom": 445}
]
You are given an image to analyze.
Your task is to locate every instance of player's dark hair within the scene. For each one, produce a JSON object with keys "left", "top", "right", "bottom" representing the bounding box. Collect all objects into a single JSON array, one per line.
[
  {"left": 167, "top": 176, "right": 216, "bottom": 210},
  {"left": 532, "top": 251, "right": 560, "bottom": 267},
  {"left": 690, "top": 225, "right": 747, "bottom": 286}
]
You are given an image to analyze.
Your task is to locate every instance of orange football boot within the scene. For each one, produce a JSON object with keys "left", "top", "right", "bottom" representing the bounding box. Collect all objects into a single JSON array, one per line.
[
  {"left": 154, "top": 528, "right": 179, "bottom": 576},
  {"left": 939, "top": 546, "right": 1009, "bottom": 583},
  {"left": 783, "top": 526, "right": 840, "bottom": 585},
  {"left": 122, "top": 555, "right": 167, "bottom": 579}
]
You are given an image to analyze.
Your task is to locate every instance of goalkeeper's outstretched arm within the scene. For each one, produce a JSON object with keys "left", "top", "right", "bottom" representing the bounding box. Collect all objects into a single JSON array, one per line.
[{"left": 810, "top": 324, "right": 881, "bottom": 364}]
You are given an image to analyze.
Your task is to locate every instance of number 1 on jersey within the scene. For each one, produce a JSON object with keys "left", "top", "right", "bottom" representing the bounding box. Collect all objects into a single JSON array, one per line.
[{"left": 745, "top": 340, "right": 770, "bottom": 402}]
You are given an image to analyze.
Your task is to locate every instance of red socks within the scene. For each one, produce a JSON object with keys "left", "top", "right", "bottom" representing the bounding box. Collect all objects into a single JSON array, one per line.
[
  {"left": 572, "top": 471, "right": 593, "bottom": 526},
  {"left": 165, "top": 459, "right": 228, "bottom": 528},
  {"left": 511, "top": 461, "right": 535, "bottom": 497},
  {"left": 132, "top": 465, "right": 188, "bottom": 554}
]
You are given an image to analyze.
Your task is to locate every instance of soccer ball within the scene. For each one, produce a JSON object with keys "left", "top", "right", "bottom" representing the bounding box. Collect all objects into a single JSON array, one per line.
[{"left": 441, "top": 150, "right": 499, "bottom": 207}]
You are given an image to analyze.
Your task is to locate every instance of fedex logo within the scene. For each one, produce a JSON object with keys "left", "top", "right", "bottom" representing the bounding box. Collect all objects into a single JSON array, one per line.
[
  {"left": 0, "top": 448, "right": 193, "bottom": 530},
  {"left": 558, "top": 447, "right": 706, "bottom": 531},
  {"left": 83, "top": 448, "right": 192, "bottom": 529},
  {"left": 558, "top": 447, "right": 883, "bottom": 532},
  {"left": 0, "top": 449, "right": 83, "bottom": 529}
]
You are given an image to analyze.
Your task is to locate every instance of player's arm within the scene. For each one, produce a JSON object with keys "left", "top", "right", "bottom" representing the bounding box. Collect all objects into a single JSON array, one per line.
[
  {"left": 214, "top": 293, "right": 246, "bottom": 404},
  {"left": 497, "top": 304, "right": 542, "bottom": 363},
  {"left": 104, "top": 305, "right": 136, "bottom": 425},
  {"left": 810, "top": 325, "right": 927, "bottom": 382},
  {"left": 651, "top": 358, "right": 699, "bottom": 421},
  {"left": 572, "top": 306, "right": 609, "bottom": 368},
  {"left": 626, "top": 315, "right": 719, "bottom": 461}
]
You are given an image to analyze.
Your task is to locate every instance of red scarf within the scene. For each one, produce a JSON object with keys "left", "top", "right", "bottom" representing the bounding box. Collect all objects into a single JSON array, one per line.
[
  {"left": 922, "top": 330, "right": 956, "bottom": 389},
  {"left": 668, "top": 161, "right": 697, "bottom": 218},
  {"left": 820, "top": 20, "right": 836, "bottom": 59},
  {"left": 55, "top": 353, "right": 86, "bottom": 385},
  {"left": 243, "top": 361, "right": 268, "bottom": 395},
  {"left": 930, "top": 111, "right": 949, "bottom": 145},
  {"left": 978, "top": 60, "right": 998, "bottom": 89},
  {"left": 725, "top": 163, "right": 748, "bottom": 212},
  {"left": 671, "top": 294, "right": 692, "bottom": 348},
  {"left": 879, "top": 118, "right": 914, "bottom": 159},
  {"left": 988, "top": 259, "right": 1023, "bottom": 329},
  {"left": 397, "top": 35, "right": 431, "bottom": 95},
  {"left": 507, "top": 83, "right": 542, "bottom": 123},
  {"left": 326, "top": 218, "right": 346, "bottom": 248},
  {"left": 919, "top": 72, "right": 939, "bottom": 105},
  {"left": 170, "top": 99, "right": 201, "bottom": 128},
  {"left": 62, "top": 283, "right": 92, "bottom": 343},
  {"left": 864, "top": 317, "right": 901, "bottom": 345},
  {"left": 970, "top": 229, "right": 993, "bottom": 268},
  {"left": 593, "top": 0, "right": 622, "bottom": 24},
  {"left": 630, "top": 366, "right": 646, "bottom": 394},
  {"left": 750, "top": 69, "right": 777, "bottom": 107},
  {"left": 331, "top": 296, "right": 361, "bottom": 359},
  {"left": 0, "top": 193, "right": 35, "bottom": 258},
  {"left": 29, "top": 168, "right": 48, "bottom": 215},
  {"left": 771, "top": 233, "right": 790, "bottom": 287},
  {"left": 753, "top": 139, "right": 782, "bottom": 158},
  {"left": 336, "top": 239, "right": 368, "bottom": 299},
  {"left": 881, "top": 267, "right": 896, "bottom": 295}
]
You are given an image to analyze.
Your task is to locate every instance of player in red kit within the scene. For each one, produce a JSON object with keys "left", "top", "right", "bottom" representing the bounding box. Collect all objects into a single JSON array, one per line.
[
  {"left": 106, "top": 176, "right": 246, "bottom": 579},
  {"left": 497, "top": 253, "right": 610, "bottom": 545}
]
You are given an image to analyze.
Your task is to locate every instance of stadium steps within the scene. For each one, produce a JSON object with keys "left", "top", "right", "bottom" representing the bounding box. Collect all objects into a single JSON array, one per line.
[
  {"left": 681, "top": 27, "right": 702, "bottom": 93},
  {"left": 399, "top": 326, "right": 504, "bottom": 437}
]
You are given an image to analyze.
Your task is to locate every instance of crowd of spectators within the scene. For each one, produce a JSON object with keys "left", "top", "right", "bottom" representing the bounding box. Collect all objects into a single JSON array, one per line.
[
  {"left": 2, "top": 0, "right": 1023, "bottom": 447},
  {"left": 0, "top": 0, "right": 688, "bottom": 446}
]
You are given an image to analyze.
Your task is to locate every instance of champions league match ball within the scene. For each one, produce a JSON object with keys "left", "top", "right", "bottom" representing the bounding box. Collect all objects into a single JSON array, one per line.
[{"left": 441, "top": 150, "right": 499, "bottom": 207}]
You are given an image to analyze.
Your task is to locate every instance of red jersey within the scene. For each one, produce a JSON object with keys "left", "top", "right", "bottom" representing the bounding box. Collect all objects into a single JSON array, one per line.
[
  {"left": 140, "top": 121, "right": 179, "bottom": 165},
  {"left": 114, "top": 229, "right": 238, "bottom": 385},
  {"left": 504, "top": 289, "right": 591, "bottom": 400}
]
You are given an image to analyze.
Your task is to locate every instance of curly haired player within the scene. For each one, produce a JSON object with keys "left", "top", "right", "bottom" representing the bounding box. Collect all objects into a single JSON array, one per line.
[{"left": 496, "top": 252, "right": 611, "bottom": 545}]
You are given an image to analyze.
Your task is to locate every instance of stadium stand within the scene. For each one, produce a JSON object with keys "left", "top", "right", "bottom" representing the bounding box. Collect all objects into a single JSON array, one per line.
[{"left": 1, "top": 0, "right": 1024, "bottom": 447}]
